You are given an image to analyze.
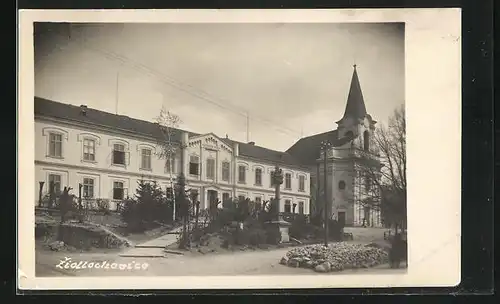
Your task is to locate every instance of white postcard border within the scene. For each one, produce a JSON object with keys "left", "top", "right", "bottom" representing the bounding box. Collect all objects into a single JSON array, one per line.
[{"left": 18, "top": 8, "right": 462, "bottom": 290}]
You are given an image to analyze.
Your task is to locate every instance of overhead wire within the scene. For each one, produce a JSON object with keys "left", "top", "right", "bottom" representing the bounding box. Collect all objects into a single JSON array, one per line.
[{"left": 42, "top": 26, "right": 303, "bottom": 141}]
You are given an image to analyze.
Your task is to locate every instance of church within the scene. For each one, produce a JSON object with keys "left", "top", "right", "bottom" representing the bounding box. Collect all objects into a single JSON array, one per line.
[{"left": 286, "top": 65, "right": 383, "bottom": 228}]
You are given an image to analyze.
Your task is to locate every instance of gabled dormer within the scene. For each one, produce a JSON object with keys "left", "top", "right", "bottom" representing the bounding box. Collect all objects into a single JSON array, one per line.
[{"left": 188, "top": 132, "right": 234, "bottom": 154}]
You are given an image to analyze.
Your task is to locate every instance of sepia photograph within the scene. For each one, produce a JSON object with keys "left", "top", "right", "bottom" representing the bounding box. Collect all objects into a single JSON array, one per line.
[{"left": 18, "top": 9, "right": 461, "bottom": 290}]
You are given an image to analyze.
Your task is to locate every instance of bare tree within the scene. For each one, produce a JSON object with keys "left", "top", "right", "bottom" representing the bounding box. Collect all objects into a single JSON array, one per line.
[
  {"left": 356, "top": 105, "right": 406, "bottom": 232},
  {"left": 155, "top": 106, "right": 182, "bottom": 223}
]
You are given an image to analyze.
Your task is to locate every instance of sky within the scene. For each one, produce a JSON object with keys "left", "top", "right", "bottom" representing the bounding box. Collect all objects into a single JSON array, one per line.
[{"left": 34, "top": 22, "right": 404, "bottom": 151}]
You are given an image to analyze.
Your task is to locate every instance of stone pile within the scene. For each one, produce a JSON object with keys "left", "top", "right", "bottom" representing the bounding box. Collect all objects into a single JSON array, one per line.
[{"left": 280, "top": 242, "right": 389, "bottom": 273}]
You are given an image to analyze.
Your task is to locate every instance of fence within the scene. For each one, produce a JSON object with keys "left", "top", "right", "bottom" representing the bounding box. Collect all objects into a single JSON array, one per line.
[
  {"left": 279, "top": 212, "right": 310, "bottom": 223},
  {"left": 36, "top": 197, "right": 125, "bottom": 213}
]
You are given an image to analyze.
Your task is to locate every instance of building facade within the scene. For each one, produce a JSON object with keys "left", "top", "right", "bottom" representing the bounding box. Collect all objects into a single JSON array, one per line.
[
  {"left": 34, "top": 98, "right": 311, "bottom": 214},
  {"left": 287, "top": 66, "right": 383, "bottom": 227}
]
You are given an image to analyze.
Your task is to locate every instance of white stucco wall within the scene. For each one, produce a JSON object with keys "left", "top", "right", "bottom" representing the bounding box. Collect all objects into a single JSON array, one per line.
[
  {"left": 308, "top": 127, "right": 383, "bottom": 227},
  {"left": 35, "top": 118, "right": 311, "bottom": 214}
]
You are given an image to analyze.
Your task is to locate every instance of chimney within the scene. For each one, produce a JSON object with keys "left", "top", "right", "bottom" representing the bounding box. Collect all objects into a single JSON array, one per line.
[
  {"left": 233, "top": 142, "right": 239, "bottom": 157},
  {"left": 248, "top": 141, "right": 255, "bottom": 145},
  {"left": 80, "top": 105, "right": 88, "bottom": 116},
  {"left": 181, "top": 131, "right": 189, "bottom": 146}
]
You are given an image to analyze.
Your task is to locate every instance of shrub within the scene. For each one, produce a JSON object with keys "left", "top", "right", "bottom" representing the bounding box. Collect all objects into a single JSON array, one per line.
[
  {"left": 199, "top": 196, "right": 299, "bottom": 247},
  {"left": 233, "top": 228, "right": 250, "bottom": 245},
  {"left": 248, "top": 228, "right": 268, "bottom": 246},
  {"left": 190, "top": 226, "right": 206, "bottom": 244},
  {"left": 119, "top": 179, "right": 176, "bottom": 232},
  {"left": 96, "top": 199, "right": 111, "bottom": 216},
  {"left": 328, "top": 219, "right": 343, "bottom": 241},
  {"left": 289, "top": 214, "right": 309, "bottom": 239},
  {"left": 265, "top": 225, "right": 282, "bottom": 245},
  {"left": 120, "top": 199, "right": 143, "bottom": 232}
]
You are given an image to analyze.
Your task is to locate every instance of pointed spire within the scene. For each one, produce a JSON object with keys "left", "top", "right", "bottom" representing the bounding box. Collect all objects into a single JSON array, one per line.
[{"left": 339, "top": 64, "right": 367, "bottom": 122}]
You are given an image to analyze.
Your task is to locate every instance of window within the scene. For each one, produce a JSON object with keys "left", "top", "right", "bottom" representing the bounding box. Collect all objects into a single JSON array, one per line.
[
  {"left": 112, "top": 144, "right": 126, "bottom": 165},
  {"left": 299, "top": 175, "right": 305, "bottom": 192},
  {"left": 285, "top": 173, "right": 292, "bottom": 189},
  {"left": 255, "top": 197, "right": 262, "bottom": 209},
  {"left": 222, "top": 192, "right": 230, "bottom": 202},
  {"left": 338, "top": 180, "right": 346, "bottom": 190},
  {"left": 365, "top": 175, "right": 371, "bottom": 191},
  {"left": 206, "top": 158, "right": 215, "bottom": 179},
  {"left": 48, "top": 133, "right": 62, "bottom": 157},
  {"left": 284, "top": 200, "right": 291, "bottom": 213},
  {"left": 189, "top": 155, "right": 200, "bottom": 175},
  {"left": 270, "top": 171, "right": 275, "bottom": 187},
  {"left": 48, "top": 174, "right": 61, "bottom": 194},
  {"left": 113, "top": 181, "right": 124, "bottom": 200},
  {"left": 238, "top": 165, "right": 246, "bottom": 183},
  {"left": 363, "top": 206, "right": 371, "bottom": 226},
  {"left": 82, "top": 178, "right": 94, "bottom": 198},
  {"left": 298, "top": 201, "right": 305, "bottom": 215},
  {"left": 141, "top": 148, "right": 152, "bottom": 170},
  {"left": 165, "top": 153, "right": 176, "bottom": 173},
  {"left": 363, "top": 131, "right": 370, "bottom": 151},
  {"left": 82, "top": 138, "right": 96, "bottom": 161},
  {"left": 221, "top": 162, "right": 230, "bottom": 181},
  {"left": 255, "top": 168, "right": 262, "bottom": 186}
]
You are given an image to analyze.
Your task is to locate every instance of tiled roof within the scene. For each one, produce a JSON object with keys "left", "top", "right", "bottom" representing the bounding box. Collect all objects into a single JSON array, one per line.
[
  {"left": 35, "top": 97, "right": 306, "bottom": 169},
  {"left": 221, "top": 138, "right": 306, "bottom": 168},
  {"left": 287, "top": 66, "right": 365, "bottom": 166},
  {"left": 34, "top": 96, "right": 197, "bottom": 142},
  {"left": 285, "top": 130, "right": 354, "bottom": 166}
]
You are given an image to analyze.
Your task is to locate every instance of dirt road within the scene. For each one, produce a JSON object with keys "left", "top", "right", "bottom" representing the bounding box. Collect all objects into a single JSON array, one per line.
[{"left": 37, "top": 245, "right": 405, "bottom": 277}]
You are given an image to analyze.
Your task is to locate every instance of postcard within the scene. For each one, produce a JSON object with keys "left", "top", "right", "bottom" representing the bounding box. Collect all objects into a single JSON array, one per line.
[{"left": 17, "top": 8, "right": 461, "bottom": 290}]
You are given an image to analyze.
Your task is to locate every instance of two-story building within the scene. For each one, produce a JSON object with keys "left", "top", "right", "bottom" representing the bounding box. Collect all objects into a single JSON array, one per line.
[{"left": 34, "top": 97, "right": 311, "bottom": 214}]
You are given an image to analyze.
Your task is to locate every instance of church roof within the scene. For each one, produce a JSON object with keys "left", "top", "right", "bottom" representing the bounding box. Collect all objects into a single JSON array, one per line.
[
  {"left": 285, "top": 130, "right": 354, "bottom": 166},
  {"left": 34, "top": 97, "right": 306, "bottom": 168},
  {"left": 286, "top": 66, "right": 367, "bottom": 166},
  {"left": 221, "top": 138, "right": 305, "bottom": 168},
  {"left": 338, "top": 65, "right": 367, "bottom": 123}
]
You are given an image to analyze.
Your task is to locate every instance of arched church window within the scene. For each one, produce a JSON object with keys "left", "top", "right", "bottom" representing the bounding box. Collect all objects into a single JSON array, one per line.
[
  {"left": 363, "top": 131, "right": 370, "bottom": 151},
  {"left": 338, "top": 180, "right": 346, "bottom": 190}
]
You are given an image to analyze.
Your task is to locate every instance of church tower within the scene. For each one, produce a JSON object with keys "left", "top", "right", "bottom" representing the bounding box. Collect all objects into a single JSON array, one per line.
[
  {"left": 285, "top": 65, "right": 383, "bottom": 228},
  {"left": 335, "top": 64, "right": 377, "bottom": 151},
  {"left": 330, "top": 65, "right": 382, "bottom": 228}
]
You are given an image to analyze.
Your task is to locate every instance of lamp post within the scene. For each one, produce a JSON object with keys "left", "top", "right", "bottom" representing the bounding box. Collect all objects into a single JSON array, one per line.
[
  {"left": 38, "top": 181, "right": 45, "bottom": 207},
  {"left": 320, "top": 140, "right": 332, "bottom": 247}
]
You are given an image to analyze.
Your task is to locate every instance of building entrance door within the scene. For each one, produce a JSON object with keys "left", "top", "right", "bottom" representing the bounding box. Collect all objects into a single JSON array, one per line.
[
  {"left": 338, "top": 211, "right": 346, "bottom": 227},
  {"left": 207, "top": 190, "right": 218, "bottom": 209},
  {"left": 363, "top": 206, "right": 371, "bottom": 227}
]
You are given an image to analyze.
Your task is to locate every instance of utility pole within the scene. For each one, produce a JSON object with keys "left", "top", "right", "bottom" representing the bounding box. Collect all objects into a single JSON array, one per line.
[
  {"left": 320, "top": 140, "right": 332, "bottom": 247},
  {"left": 246, "top": 112, "right": 250, "bottom": 142},
  {"left": 115, "top": 69, "right": 120, "bottom": 115}
]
